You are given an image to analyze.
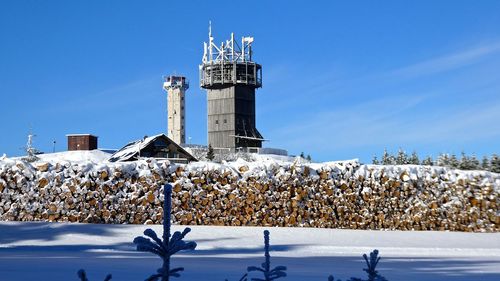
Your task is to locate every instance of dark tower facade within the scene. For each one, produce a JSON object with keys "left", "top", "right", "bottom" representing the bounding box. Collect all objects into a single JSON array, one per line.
[{"left": 199, "top": 23, "right": 264, "bottom": 151}]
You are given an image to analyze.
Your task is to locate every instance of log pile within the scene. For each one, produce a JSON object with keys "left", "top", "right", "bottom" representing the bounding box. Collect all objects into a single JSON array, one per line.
[{"left": 0, "top": 157, "right": 498, "bottom": 232}]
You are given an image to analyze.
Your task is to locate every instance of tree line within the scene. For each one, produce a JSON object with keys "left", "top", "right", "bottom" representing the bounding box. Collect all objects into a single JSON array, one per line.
[{"left": 372, "top": 149, "right": 500, "bottom": 173}]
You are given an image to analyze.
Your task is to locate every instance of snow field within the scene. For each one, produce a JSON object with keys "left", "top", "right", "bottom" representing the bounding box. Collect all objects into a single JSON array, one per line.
[{"left": 0, "top": 222, "right": 499, "bottom": 281}]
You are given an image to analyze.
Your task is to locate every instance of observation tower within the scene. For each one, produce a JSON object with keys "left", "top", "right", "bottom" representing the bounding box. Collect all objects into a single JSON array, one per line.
[
  {"left": 199, "top": 23, "right": 264, "bottom": 151},
  {"left": 163, "top": 75, "right": 189, "bottom": 144}
]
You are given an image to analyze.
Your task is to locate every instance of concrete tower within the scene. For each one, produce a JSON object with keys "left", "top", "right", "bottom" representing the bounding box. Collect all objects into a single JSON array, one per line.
[
  {"left": 199, "top": 23, "right": 264, "bottom": 151},
  {"left": 163, "top": 75, "right": 189, "bottom": 144}
]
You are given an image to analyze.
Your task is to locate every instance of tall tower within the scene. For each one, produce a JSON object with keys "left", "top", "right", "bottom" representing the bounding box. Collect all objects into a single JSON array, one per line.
[
  {"left": 199, "top": 23, "right": 264, "bottom": 151},
  {"left": 163, "top": 75, "right": 189, "bottom": 144}
]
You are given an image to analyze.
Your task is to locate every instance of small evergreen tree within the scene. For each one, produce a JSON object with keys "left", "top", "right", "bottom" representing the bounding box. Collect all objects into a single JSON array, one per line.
[
  {"left": 449, "top": 154, "right": 460, "bottom": 168},
  {"left": 133, "top": 184, "right": 197, "bottom": 281},
  {"left": 408, "top": 151, "right": 419, "bottom": 165},
  {"left": 306, "top": 154, "right": 312, "bottom": 162},
  {"left": 436, "top": 154, "right": 450, "bottom": 167},
  {"left": 355, "top": 249, "right": 388, "bottom": 281},
  {"left": 300, "top": 152, "right": 305, "bottom": 159},
  {"left": 481, "top": 155, "right": 490, "bottom": 171},
  {"left": 490, "top": 154, "right": 500, "bottom": 173},
  {"left": 422, "top": 156, "right": 433, "bottom": 166},
  {"left": 372, "top": 156, "right": 380, "bottom": 165},
  {"left": 327, "top": 249, "right": 387, "bottom": 281},
  {"left": 207, "top": 144, "right": 215, "bottom": 161},
  {"left": 459, "top": 152, "right": 472, "bottom": 170},
  {"left": 396, "top": 148, "right": 408, "bottom": 165},
  {"left": 469, "top": 154, "right": 480, "bottom": 170},
  {"left": 23, "top": 133, "right": 40, "bottom": 162},
  {"left": 247, "top": 230, "right": 287, "bottom": 281},
  {"left": 457, "top": 152, "right": 481, "bottom": 170},
  {"left": 381, "top": 149, "right": 393, "bottom": 165}
]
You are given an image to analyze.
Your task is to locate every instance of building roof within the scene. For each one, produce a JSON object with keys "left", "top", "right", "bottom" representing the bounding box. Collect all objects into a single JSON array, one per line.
[{"left": 108, "top": 133, "right": 197, "bottom": 162}]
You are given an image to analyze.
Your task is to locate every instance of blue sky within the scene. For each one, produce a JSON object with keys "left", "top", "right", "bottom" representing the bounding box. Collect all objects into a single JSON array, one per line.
[{"left": 1, "top": 1, "right": 500, "bottom": 163}]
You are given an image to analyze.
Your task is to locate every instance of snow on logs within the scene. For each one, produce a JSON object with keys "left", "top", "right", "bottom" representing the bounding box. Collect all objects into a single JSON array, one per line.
[{"left": 0, "top": 158, "right": 498, "bottom": 232}]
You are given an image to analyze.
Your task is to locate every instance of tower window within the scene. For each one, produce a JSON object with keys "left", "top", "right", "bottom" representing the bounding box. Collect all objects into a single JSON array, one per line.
[
  {"left": 223, "top": 119, "right": 227, "bottom": 123},
  {"left": 215, "top": 120, "right": 219, "bottom": 125}
]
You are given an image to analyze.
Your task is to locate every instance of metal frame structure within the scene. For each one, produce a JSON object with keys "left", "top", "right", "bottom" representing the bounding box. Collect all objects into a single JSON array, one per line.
[{"left": 200, "top": 22, "right": 262, "bottom": 88}]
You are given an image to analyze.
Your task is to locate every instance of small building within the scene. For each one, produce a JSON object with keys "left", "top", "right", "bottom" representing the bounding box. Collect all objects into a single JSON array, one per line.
[
  {"left": 109, "top": 133, "right": 197, "bottom": 163},
  {"left": 67, "top": 134, "right": 98, "bottom": 151}
]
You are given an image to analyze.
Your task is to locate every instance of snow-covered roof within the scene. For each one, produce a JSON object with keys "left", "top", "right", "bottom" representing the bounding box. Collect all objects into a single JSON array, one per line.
[{"left": 109, "top": 133, "right": 197, "bottom": 162}]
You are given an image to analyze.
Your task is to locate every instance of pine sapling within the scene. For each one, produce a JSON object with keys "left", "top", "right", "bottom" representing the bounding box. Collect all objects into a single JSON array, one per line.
[
  {"left": 362, "top": 250, "right": 385, "bottom": 281},
  {"left": 77, "top": 269, "right": 111, "bottom": 281},
  {"left": 328, "top": 249, "right": 387, "bottom": 281},
  {"left": 349, "top": 250, "right": 387, "bottom": 281},
  {"left": 247, "top": 230, "right": 287, "bottom": 281},
  {"left": 133, "top": 183, "right": 197, "bottom": 281}
]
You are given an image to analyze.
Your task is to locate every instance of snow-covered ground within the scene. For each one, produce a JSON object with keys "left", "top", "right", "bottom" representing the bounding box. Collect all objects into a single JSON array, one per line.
[
  {"left": 14, "top": 150, "right": 112, "bottom": 163},
  {"left": 0, "top": 222, "right": 499, "bottom": 281}
]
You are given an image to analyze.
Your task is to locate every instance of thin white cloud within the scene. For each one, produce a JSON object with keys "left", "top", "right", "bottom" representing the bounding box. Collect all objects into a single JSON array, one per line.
[
  {"left": 390, "top": 42, "right": 500, "bottom": 78},
  {"left": 271, "top": 92, "right": 500, "bottom": 154},
  {"left": 400, "top": 100, "right": 500, "bottom": 143},
  {"left": 271, "top": 94, "right": 428, "bottom": 148}
]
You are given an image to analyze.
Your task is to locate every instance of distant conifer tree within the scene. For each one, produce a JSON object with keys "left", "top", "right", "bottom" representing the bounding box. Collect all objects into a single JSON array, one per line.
[
  {"left": 459, "top": 152, "right": 479, "bottom": 170},
  {"left": 437, "top": 154, "right": 450, "bottom": 167},
  {"left": 408, "top": 151, "right": 419, "bottom": 165},
  {"left": 449, "top": 154, "right": 460, "bottom": 168},
  {"left": 469, "top": 154, "right": 480, "bottom": 170},
  {"left": 481, "top": 155, "right": 490, "bottom": 171},
  {"left": 396, "top": 148, "right": 408, "bottom": 165},
  {"left": 422, "top": 156, "right": 434, "bottom": 166},
  {"left": 207, "top": 144, "right": 215, "bottom": 161},
  {"left": 306, "top": 154, "right": 312, "bottom": 162},
  {"left": 372, "top": 156, "right": 380, "bottom": 165},
  {"left": 490, "top": 154, "right": 500, "bottom": 173},
  {"left": 382, "top": 149, "right": 392, "bottom": 165}
]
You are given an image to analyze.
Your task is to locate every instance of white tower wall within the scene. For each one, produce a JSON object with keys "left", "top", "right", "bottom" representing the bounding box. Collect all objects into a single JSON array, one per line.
[{"left": 163, "top": 76, "right": 189, "bottom": 145}]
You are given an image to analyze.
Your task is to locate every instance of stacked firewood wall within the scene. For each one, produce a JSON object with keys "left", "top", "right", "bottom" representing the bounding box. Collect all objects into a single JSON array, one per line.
[{"left": 0, "top": 159, "right": 498, "bottom": 232}]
